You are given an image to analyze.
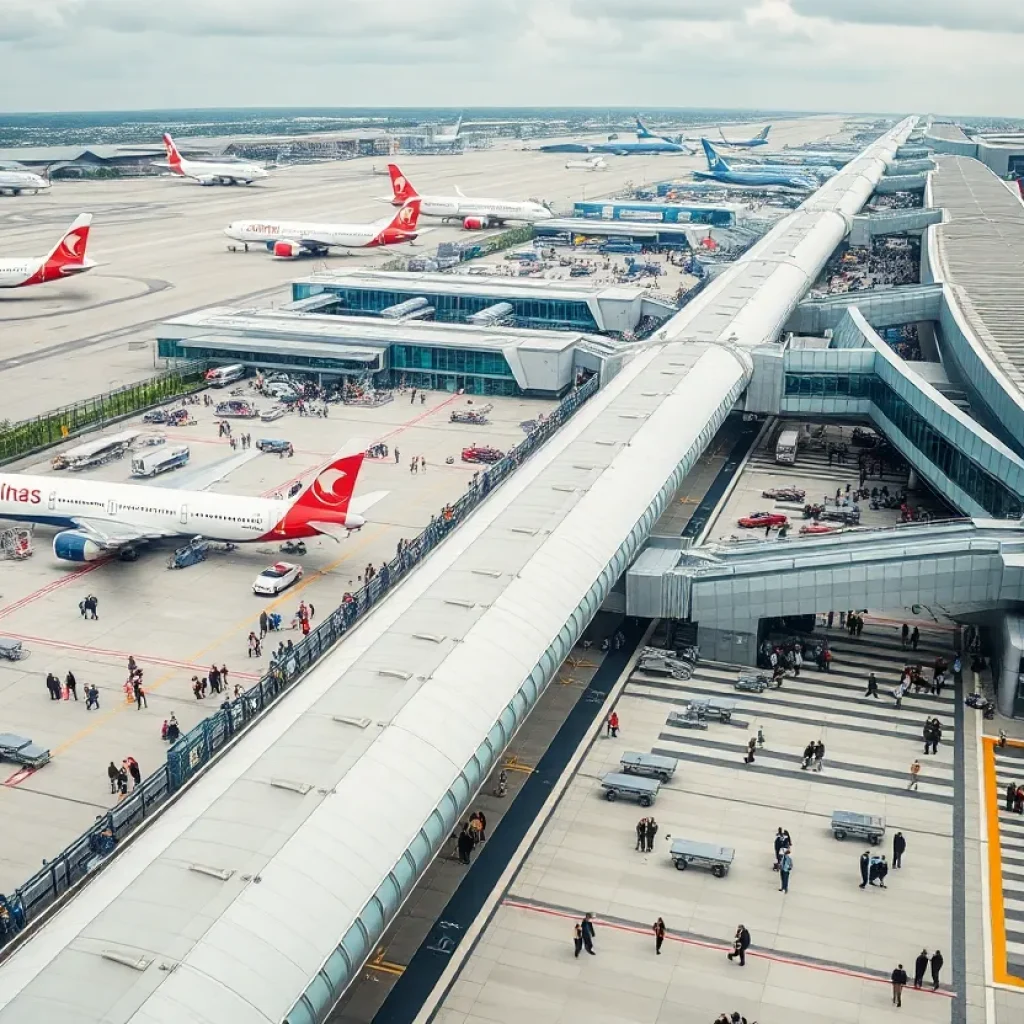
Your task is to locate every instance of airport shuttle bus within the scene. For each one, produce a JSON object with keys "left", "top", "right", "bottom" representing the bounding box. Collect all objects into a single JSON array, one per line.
[{"left": 131, "top": 445, "right": 190, "bottom": 478}]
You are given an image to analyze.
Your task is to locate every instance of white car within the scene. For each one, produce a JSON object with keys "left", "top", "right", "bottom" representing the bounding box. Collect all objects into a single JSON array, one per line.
[{"left": 253, "top": 561, "right": 303, "bottom": 596}]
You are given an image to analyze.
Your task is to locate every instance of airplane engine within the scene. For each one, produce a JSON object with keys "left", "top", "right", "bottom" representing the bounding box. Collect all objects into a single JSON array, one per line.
[
  {"left": 271, "top": 240, "right": 305, "bottom": 259},
  {"left": 53, "top": 530, "right": 103, "bottom": 562},
  {"left": 462, "top": 217, "right": 487, "bottom": 230}
]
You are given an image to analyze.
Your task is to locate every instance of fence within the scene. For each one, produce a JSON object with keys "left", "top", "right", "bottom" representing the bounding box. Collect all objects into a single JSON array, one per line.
[
  {"left": 0, "top": 372, "right": 601, "bottom": 952},
  {"left": 0, "top": 360, "right": 211, "bottom": 466}
]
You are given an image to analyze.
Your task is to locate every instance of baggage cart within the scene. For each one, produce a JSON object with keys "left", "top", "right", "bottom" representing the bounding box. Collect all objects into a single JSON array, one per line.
[
  {"left": 0, "top": 732, "right": 51, "bottom": 768},
  {"left": 686, "top": 696, "right": 737, "bottom": 723},
  {"left": 599, "top": 772, "right": 660, "bottom": 807},
  {"left": 666, "top": 709, "right": 708, "bottom": 730},
  {"left": 669, "top": 838, "right": 735, "bottom": 877},
  {"left": 735, "top": 671, "right": 769, "bottom": 693},
  {"left": 831, "top": 810, "right": 885, "bottom": 844},
  {"left": 620, "top": 751, "right": 677, "bottom": 784},
  {"left": 0, "top": 637, "right": 28, "bottom": 662},
  {"left": 638, "top": 647, "right": 693, "bottom": 680}
]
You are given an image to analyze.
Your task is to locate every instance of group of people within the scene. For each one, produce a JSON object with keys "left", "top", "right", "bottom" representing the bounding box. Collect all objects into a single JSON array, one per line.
[
  {"left": 78, "top": 593, "right": 99, "bottom": 620},
  {"left": 799, "top": 739, "right": 825, "bottom": 772},
  {"left": 292, "top": 600, "right": 315, "bottom": 636},
  {"left": 455, "top": 812, "right": 487, "bottom": 864},
  {"left": 634, "top": 817, "right": 658, "bottom": 853},
  {"left": 226, "top": 432, "right": 256, "bottom": 451},
  {"left": 891, "top": 949, "right": 943, "bottom": 1006},
  {"left": 408, "top": 455, "right": 428, "bottom": 474},
  {"left": 858, "top": 850, "right": 890, "bottom": 888},
  {"left": 45, "top": 669, "right": 100, "bottom": 709},
  {"left": 124, "top": 657, "right": 147, "bottom": 709},
  {"left": 1005, "top": 782, "right": 1024, "bottom": 814},
  {"left": 190, "top": 664, "right": 232, "bottom": 701},
  {"left": 772, "top": 828, "right": 794, "bottom": 893},
  {"left": 922, "top": 717, "right": 943, "bottom": 755},
  {"left": 105, "top": 756, "right": 141, "bottom": 798},
  {"left": 160, "top": 714, "right": 181, "bottom": 743}
]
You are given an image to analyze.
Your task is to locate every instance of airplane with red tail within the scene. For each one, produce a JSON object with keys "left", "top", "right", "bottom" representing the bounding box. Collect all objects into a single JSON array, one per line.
[
  {"left": 161, "top": 133, "right": 268, "bottom": 186},
  {"left": 0, "top": 439, "right": 387, "bottom": 562},
  {"left": 223, "top": 199, "right": 422, "bottom": 259},
  {"left": 0, "top": 215, "right": 95, "bottom": 289},
  {"left": 386, "top": 164, "right": 552, "bottom": 229}
]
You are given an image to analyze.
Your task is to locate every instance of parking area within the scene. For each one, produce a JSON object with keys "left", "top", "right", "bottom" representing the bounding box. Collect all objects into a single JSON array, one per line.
[{"left": 0, "top": 385, "right": 554, "bottom": 893}]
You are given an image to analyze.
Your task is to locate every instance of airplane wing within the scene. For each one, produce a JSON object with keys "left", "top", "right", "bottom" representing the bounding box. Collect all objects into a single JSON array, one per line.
[
  {"left": 348, "top": 490, "right": 389, "bottom": 517},
  {"left": 150, "top": 450, "right": 259, "bottom": 491},
  {"left": 70, "top": 517, "right": 177, "bottom": 549}
]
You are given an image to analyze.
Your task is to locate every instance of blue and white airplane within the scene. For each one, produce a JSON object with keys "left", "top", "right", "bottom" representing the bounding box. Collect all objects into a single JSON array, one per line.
[
  {"left": 693, "top": 140, "right": 817, "bottom": 191},
  {"left": 634, "top": 117, "right": 697, "bottom": 153},
  {"left": 718, "top": 125, "right": 772, "bottom": 148},
  {"left": 539, "top": 137, "right": 690, "bottom": 156},
  {"left": 700, "top": 140, "right": 836, "bottom": 181}
]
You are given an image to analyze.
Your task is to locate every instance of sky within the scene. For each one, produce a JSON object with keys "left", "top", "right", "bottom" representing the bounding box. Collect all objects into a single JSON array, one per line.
[{"left": 0, "top": 0, "right": 1018, "bottom": 115}]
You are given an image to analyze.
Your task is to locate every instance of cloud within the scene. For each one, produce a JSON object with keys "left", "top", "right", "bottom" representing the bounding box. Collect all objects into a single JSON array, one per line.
[
  {"left": 790, "top": 0, "right": 1024, "bottom": 34},
  {"left": 576, "top": 0, "right": 755, "bottom": 19}
]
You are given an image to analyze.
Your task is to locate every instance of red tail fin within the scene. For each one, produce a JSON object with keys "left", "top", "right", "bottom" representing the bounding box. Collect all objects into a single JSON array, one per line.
[
  {"left": 22, "top": 214, "right": 93, "bottom": 285},
  {"left": 374, "top": 198, "right": 422, "bottom": 245},
  {"left": 163, "top": 133, "right": 184, "bottom": 173},
  {"left": 387, "top": 163, "right": 417, "bottom": 204},
  {"left": 292, "top": 450, "right": 365, "bottom": 515}
]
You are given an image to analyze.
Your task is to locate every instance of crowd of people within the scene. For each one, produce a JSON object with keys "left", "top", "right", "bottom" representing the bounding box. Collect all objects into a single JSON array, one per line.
[{"left": 819, "top": 236, "right": 920, "bottom": 295}]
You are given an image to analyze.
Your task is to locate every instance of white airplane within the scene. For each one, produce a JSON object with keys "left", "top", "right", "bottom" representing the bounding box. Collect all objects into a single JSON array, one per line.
[
  {"left": 564, "top": 156, "right": 608, "bottom": 171},
  {"left": 0, "top": 214, "right": 95, "bottom": 290},
  {"left": 161, "top": 133, "right": 268, "bottom": 186},
  {"left": 387, "top": 164, "right": 551, "bottom": 229},
  {"left": 0, "top": 169, "right": 50, "bottom": 195},
  {"left": 224, "top": 198, "right": 422, "bottom": 259},
  {"left": 433, "top": 116, "right": 463, "bottom": 147},
  {"left": 0, "top": 440, "right": 386, "bottom": 563}
]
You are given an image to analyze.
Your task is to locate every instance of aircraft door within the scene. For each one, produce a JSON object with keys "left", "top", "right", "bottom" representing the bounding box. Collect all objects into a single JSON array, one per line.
[
  {"left": 48, "top": 491, "right": 55, "bottom": 511},
  {"left": 180, "top": 504, "right": 188, "bottom": 525},
  {"left": 106, "top": 499, "right": 118, "bottom": 516}
]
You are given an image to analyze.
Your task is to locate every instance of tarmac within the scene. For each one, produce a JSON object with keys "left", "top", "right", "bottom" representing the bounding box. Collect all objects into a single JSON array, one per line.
[
  {"left": 0, "top": 114, "right": 849, "bottom": 422},
  {"left": 0, "top": 386, "right": 552, "bottom": 894}
]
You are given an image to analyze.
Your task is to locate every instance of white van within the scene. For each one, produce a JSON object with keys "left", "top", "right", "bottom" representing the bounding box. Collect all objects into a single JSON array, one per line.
[
  {"left": 775, "top": 429, "right": 799, "bottom": 464},
  {"left": 206, "top": 364, "right": 247, "bottom": 388},
  {"left": 131, "top": 445, "right": 190, "bottom": 478}
]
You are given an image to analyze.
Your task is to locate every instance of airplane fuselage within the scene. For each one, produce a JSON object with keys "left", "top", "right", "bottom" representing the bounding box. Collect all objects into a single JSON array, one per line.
[
  {"left": 175, "top": 157, "right": 267, "bottom": 186},
  {"left": 0, "top": 171, "right": 49, "bottom": 196},
  {"left": 0, "top": 256, "right": 93, "bottom": 289},
  {"left": 693, "top": 168, "right": 817, "bottom": 190},
  {"left": 224, "top": 221, "right": 412, "bottom": 249},
  {"left": 414, "top": 195, "right": 551, "bottom": 224},
  {"left": 0, "top": 473, "right": 363, "bottom": 554}
]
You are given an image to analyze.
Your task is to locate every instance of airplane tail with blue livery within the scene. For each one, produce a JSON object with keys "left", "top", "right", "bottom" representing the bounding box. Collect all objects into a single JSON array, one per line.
[{"left": 701, "top": 139, "right": 731, "bottom": 173}]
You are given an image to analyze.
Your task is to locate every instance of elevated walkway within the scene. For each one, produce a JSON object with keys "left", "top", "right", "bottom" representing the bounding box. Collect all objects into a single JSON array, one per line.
[
  {"left": 789, "top": 282, "right": 942, "bottom": 334},
  {"left": 875, "top": 172, "right": 929, "bottom": 193},
  {"left": 848, "top": 207, "right": 942, "bottom": 245}
]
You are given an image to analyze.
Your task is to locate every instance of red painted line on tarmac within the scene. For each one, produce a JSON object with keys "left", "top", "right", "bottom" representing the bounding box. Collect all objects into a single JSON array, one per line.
[
  {"left": 0, "top": 632, "right": 261, "bottom": 679},
  {"left": 501, "top": 899, "right": 955, "bottom": 997},
  {"left": 376, "top": 394, "right": 462, "bottom": 444},
  {"left": 3, "top": 766, "right": 37, "bottom": 787},
  {"left": 0, "top": 562, "right": 103, "bottom": 621}
]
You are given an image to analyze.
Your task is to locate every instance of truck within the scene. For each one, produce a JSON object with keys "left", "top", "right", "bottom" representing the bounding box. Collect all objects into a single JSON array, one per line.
[
  {"left": 775, "top": 429, "right": 799, "bottom": 464},
  {"left": 131, "top": 445, "right": 190, "bottom": 478}
]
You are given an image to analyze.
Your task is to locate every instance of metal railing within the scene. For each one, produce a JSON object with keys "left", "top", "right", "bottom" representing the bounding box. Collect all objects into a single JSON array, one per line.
[
  {"left": 0, "top": 373, "right": 600, "bottom": 952},
  {"left": 0, "top": 360, "right": 211, "bottom": 466}
]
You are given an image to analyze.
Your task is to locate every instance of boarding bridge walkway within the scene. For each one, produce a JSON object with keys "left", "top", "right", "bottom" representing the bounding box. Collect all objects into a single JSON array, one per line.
[{"left": 627, "top": 516, "right": 1024, "bottom": 660}]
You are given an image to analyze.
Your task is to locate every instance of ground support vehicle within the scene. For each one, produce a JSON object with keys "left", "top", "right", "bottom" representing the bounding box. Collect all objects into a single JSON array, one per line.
[
  {"left": 669, "top": 839, "right": 735, "bottom": 877},
  {"left": 599, "top": 772, "right": 660, "bottom": 807},
  {"left": 831, "top": 810, "right": 885, "bottom": 844}
]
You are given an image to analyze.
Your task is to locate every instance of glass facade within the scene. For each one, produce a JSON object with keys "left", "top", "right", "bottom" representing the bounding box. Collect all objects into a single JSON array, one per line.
[
  {"left": 785, "top": 372, "right": 1024, "bottom": 517},
  {"left": 390, "top": 344, "right": 512, "bottom": 378},
  {"left": 292, "top": 284, "right": 599, "bottom": 332},
  {"left": 156, "top": 339, "right": 379, "bottom": 374}
]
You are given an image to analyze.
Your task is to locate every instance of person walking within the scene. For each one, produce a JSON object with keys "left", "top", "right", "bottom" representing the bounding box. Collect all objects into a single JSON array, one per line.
[
  {"left": 743, "top": 736, "right": 757, "bottom": 765},
  {"left": 923, "top": 719, "right": 935, "bottom": 756},
  {"left": 901, "top": 623, "right": 909, "bottom": 650},
  {"left": 107, "top": 761, "right": 119, "bottom": 794},
  {"left": 85, "top": 684, "right": 99, "bottom": 710},
  {"left": 865, "top": 672, "right": 879, "bottom": 698},
  {"left": 645, "top": 817, "right": 658, "bottom": 853},
  {"left": 456, "top": 823, "right": 474, "bottom": 865},
  {"left": 930, "top": 950, "right": 944, "bottom": 990},
  {"left": 908, "top": 759, "right": 921, "bottom": 791},
  {"left": 1007, "top": 783, "right": 1018, "bottom": 813},
  {"left": 581, "top": 913, "right": 596, "bottom": 955},
  {"left": 116, "top": 766, "right": 129, "bottom": 800},
  {"left": 859, "top": 849, "right": 870, "bottom": 889},
  {"left": 727, "top": 924, "right": 751, "bottom": 966},
  {"left": 125, "top": 757, "right": 142, "bottom": 789},
  {"left": 911, "top": 626, "right": 920, "bottom": 651},
  {"left": 875, "top": 855, "right": 889, "bottom": 888},
  {"left": 133, "top": 678, "right": 147, "bottom": 710},
  {"left": 636, "top": 818, "right": 647, "bottom": 851},
  {"left": 573, "top": 922, "right": 583, "bottom": 958},
  {"left": 893, "top": 831, "right": 906, "bottom": 869},
  {"left": 774, "top": 828, "right": 788, "bottom": 871},
  {"left": 812, "top": 740, "right": 825, "bottom": 773},
  {"left": 800, "top": 740, "right": 815, "bottom": 770},
  {"left": 892, "top": 964, "right": 908, "bottom": 1007},
  {"left": 653, "top": 917, "right": 666, "bottom": 955},
  {"left": 606, "top": 711, "right": 619, "bottom": 738},
  {"left": 65, "top": 670, "right": 78, "bottom": 701},
  {"left": 913, "top": 950, "right": 929, "bottom": 989},
  {"left": 778, "top": 849, "right": 793, "bottom": 893}
]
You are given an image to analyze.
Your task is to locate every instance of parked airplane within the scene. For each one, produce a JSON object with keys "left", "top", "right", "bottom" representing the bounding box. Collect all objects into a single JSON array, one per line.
[
  {"left": 693, "top": 140, "right": 817, "bottom": 191},
  {"left": 0, "top": 441, "right": 386, "bottom": 562},
  {"left": 224, "top": 199, "right": 422, "bottom": 258},
  {"left": 564, "top": 156, "right": 608, "bottom": 171},
  {"left": 0, "top": 169, "right": 50, "bottom": 196},
  {"left": 433, "top": 116, "right": 463, "bottom": 147},
  {"left": 700, "top": 140, "right": 836, "bottom": 181},
  {"left": 161, "top": 133, "right": 268, "bottom": 186},
  {"left": 387, "top": 165, "right": 551, "bottom": 228},
  {"left": 718, "top": 126, "right": 772, "bottom": 148},
  {"left": 0, "top": 214, "right": 95, "bottom": 290},
  {"left": 540, "top": 136, "right": 691, "bottom": 156},
  {"left": 634, "top": 117, "right": 697, "bottom": 153}
]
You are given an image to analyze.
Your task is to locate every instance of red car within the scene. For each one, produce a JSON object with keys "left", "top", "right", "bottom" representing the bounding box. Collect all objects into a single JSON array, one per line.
[
  {"left": 800, "top": 522, "right": 838, "bottom": 535},
  {"left": 737, "top": 511, "right": 788, "bottom": 529},
  {"left": 461, "top": 445, "right": 504, "bottom": 464}
]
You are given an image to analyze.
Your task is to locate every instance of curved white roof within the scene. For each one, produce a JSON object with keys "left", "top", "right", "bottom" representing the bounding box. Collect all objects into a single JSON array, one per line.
[{"left": 0, "top": 117, "right": 916, "bottom": 1024}]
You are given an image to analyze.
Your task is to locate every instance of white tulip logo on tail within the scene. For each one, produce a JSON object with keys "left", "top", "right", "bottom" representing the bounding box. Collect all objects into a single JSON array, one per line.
[{"left": 312, "top": 467, "right": 350, "bottom": 506}]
